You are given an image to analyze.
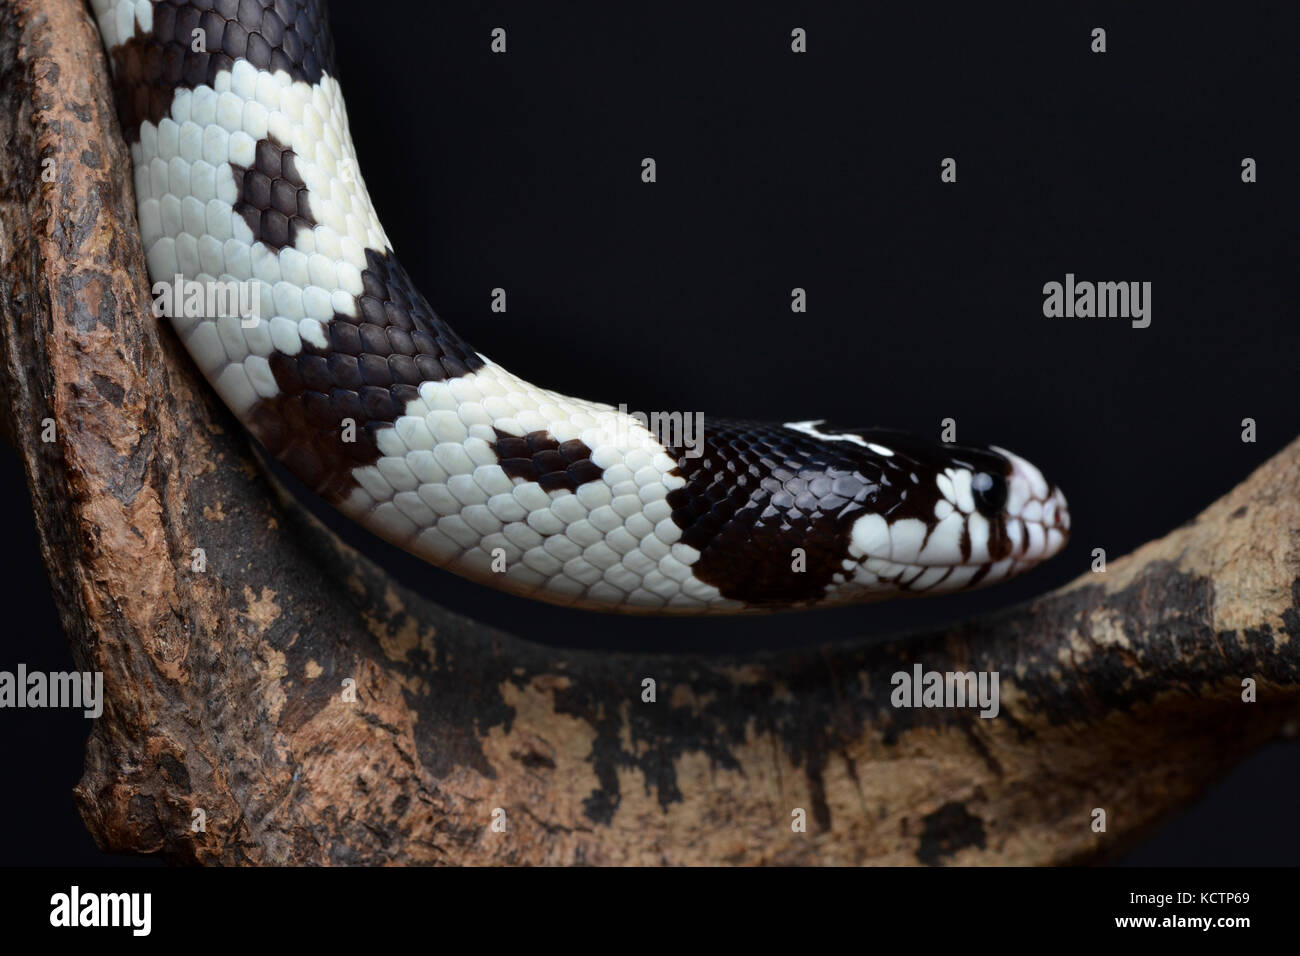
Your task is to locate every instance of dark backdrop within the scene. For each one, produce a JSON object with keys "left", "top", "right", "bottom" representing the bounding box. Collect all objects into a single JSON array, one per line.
[{"left": 3, "top": 0, "right": 1297, "bottom": 864}]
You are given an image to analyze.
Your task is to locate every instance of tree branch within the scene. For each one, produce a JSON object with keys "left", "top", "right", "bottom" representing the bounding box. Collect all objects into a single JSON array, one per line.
[{"left": 1, "top": 0, "right": 1296, "bottom": 865}]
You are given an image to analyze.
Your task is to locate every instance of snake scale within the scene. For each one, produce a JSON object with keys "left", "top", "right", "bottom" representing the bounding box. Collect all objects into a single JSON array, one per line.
[{"left": 90, "top": 0, "right": 1070, "bottom": 614}]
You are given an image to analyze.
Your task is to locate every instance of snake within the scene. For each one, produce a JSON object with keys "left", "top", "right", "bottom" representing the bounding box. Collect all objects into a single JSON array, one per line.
[{"left": 89, "top": 0, "right": 1070, "bottom": 614}]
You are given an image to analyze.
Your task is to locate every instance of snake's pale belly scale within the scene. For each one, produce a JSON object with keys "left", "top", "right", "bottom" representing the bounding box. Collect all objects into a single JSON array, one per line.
[{"left": 91, "top": 0, "right": 1070, "bottom": 614}]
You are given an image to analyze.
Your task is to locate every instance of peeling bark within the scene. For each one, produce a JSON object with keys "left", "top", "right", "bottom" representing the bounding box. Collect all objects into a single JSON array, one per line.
[{"left": 1, "top": 0, "right": 1297, "bottom": 865}]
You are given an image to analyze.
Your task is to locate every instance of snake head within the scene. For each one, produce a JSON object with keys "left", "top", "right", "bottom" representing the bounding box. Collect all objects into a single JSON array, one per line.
[{"left": 824, "top": 430, "right": 1071, "bottom": 598}]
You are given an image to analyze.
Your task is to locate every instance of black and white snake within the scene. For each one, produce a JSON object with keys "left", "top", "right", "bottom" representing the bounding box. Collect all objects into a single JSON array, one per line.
[{"left": 90, "top": 0, "right": 1069, "bottom": 614}]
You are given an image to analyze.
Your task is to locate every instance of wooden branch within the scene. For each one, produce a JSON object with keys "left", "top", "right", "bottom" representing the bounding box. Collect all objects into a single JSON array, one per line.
[{"left": 2, "top": 0, "right": 1297, "bottom": 865}]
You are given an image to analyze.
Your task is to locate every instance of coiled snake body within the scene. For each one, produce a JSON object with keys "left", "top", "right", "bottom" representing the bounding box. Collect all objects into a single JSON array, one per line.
[{"left": 91, "top": 0, "right": 1069, "bottom": 614}]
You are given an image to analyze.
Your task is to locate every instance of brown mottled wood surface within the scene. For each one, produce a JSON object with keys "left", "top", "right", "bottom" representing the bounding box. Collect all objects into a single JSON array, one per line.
[{"left": 1, "top": 0, "right": 1297, "bottom": 865}]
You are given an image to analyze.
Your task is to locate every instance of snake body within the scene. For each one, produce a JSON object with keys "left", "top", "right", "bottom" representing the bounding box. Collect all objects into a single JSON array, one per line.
[{"left": 90, "top": 0, "right": 1069, "bottom": 614}]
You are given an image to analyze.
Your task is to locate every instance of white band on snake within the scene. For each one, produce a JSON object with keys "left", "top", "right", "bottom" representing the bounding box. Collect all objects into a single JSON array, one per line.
[{"left": 90, "top": 0, "right": 1070, "bottom": 614}]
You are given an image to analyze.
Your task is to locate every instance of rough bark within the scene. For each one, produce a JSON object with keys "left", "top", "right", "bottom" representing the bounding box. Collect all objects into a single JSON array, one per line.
[{"left": 1, "top": 0, "right": 1296, "bottom": 865}]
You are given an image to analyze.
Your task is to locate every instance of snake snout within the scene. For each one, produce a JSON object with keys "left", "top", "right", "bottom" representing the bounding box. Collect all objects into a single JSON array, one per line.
[{"left": 992, "top": 446, "right": 1070, "bottom": 565}]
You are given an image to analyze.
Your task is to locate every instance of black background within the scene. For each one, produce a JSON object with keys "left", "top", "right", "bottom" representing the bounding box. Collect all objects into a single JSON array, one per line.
[{"left": 3, "top": 0, "right": 1297, "bottom": 864}]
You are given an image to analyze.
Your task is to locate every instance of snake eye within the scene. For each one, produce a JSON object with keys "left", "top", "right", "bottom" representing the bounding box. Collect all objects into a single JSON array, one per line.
[{"left": 971, "top": 471, "right": 1007, "bottom": 518}]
